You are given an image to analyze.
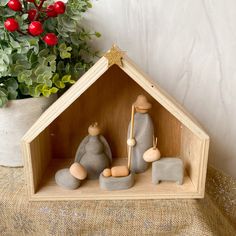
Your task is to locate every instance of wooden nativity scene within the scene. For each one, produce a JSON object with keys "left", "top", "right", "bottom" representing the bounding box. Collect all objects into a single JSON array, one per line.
[{"left": 22, "top": 45, "right": 210, "bottom": 201}]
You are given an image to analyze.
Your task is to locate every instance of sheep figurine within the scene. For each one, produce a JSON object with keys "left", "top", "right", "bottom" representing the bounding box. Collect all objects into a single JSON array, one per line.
[{"left": 152, "top": 157, "right": 184, "bottom": 185}]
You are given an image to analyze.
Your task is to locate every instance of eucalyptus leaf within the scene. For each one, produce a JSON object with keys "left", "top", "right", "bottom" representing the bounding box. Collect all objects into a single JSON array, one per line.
[
  {"left": 7, "top": 89, "right": 18, "bottom": 100},
  {"left": 19, "top": 84, "right": 29, "bottom": 95},
  {"left": 50, "top": 87, "right": 59, "bottom": 94},
  {"left": 60, "top": 51, "right": 71, "bottom": 59},
  {"left": 0, "top": 0, "right": 9, "bottom": 6},
  {"left": 61, "top": 75, "right": 71, "bottom": 83},
  {"left": 21, "top": 14, "right": 29, "bottom": 20},
  {"left": 0, "top": 87, "right": 8, "bottom": 107},
  {"left": 4, "top": 48, "right": 12, "bottom": 54},
  {"left": 35, "top": 65, "right": 46, "bottom": 76},
  {"left": 59, "top": 43, "right": 67, "bottom": 51},
  {"left": 5, "top": 78, "right": 18, "bottom": 90},
  {"left": 38, "top": 49, "right": 49, "bottom": 57},
  {"left": 61, "top": 16, "right": 77, "bottom": 30}
]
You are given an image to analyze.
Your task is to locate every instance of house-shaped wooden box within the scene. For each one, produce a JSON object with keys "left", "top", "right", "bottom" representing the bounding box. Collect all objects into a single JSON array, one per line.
[{"left": 22, "top": 46, "right": 209, "bottom": 201}]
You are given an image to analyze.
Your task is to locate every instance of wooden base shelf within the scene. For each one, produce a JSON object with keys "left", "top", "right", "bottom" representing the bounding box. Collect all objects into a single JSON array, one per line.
[{"left": 32, "top": 158, "right": 198, "bottom": 201}]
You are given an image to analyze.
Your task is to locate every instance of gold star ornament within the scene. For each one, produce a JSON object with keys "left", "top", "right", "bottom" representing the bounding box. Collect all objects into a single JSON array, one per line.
[{"left": 104, "top": 45, "right": 125, "bottom": 67}]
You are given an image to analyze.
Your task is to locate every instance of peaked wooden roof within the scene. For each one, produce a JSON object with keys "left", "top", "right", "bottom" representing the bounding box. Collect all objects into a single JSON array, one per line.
[{"left": 22, "top": 45, "right": 209, "bottom": 143}]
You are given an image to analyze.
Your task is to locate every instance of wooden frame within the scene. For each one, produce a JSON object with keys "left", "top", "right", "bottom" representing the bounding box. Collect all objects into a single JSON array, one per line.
[{"left": 22, "top": 46, "right": 209, "bottom": 201}]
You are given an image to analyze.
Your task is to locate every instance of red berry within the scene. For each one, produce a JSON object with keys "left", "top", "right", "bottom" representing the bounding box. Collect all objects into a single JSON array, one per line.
[
  {"left": 4, "top": 18, "right": 19, "bottom": 32},
  {"left": 54, "top": 1, "right": 66, "bottom": 14},
  {"left": 27, "top": 0, "right": 35, "bottom": 2},
  {"left": 46, "top": 5, "right": 58, "bottom": 17},
  {"left": 28, "top": 21, "right": 43, "bottom": 36},
  {"left": 43, "top": 33, "right": 58, "bottom": 46},
  {"left": 7, "top": 0, "right": 22, "bottom": 12},
  {"left": 28, "top": 9, "right": 37, "bottom": 21}
]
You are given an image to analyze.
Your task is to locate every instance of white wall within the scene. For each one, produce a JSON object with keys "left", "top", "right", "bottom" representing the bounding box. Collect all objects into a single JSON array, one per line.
[{"left": 84, "top": 0, "right": 236, "bottom": 178}]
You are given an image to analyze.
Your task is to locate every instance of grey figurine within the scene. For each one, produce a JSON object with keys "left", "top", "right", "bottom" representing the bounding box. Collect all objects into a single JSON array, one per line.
[
  {"left": 55, "top": 168, "right": 81, "bottom": 190},
  {"left": 75, "top": 123, "right": 112, "bottom": 180},
  {"left": 127, "top": 95, "right": 154, "bottom": 173},
  {"left": 152, "top": 158, "right": 184, "bottom": 185}
]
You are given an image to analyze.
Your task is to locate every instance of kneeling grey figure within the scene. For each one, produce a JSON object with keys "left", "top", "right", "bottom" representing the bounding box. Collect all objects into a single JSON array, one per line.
[
  {"left": 152, "top": 158, "right": 183, "bottom": 185},
  {"left": 55, "top": 168, "right": 81, "bottom": 190}
]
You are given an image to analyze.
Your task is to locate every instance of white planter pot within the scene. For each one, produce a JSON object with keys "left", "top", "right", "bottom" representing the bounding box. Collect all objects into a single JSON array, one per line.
[{"left": 0, "top": 95, "right": 57, "bottom": 167}]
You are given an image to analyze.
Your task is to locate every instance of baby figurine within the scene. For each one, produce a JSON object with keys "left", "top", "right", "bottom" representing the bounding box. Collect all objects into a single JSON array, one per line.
[{"left": 75, "top": 123, "right": 111, "bottom": 179}]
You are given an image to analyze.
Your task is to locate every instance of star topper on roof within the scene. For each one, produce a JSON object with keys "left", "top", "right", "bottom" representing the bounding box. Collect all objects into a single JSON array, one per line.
[{"left": 104, "top": 45, "right": 125, "bottom": 67}]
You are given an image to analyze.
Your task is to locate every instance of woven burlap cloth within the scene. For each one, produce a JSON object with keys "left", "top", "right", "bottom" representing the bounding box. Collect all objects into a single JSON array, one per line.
[{"left": 0, "top": 166, "right": 235, "bottom": 236}]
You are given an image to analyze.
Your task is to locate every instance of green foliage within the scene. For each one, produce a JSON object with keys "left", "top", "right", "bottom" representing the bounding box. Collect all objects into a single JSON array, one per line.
[
  {"left": 0, "top": 0, "right": 100, "bottom": 107},
  {"left": 58, "top": 43, "right": 72, "bottom": 59},
  {"left": 0, "top": 78, "right": 18, "bottom": 106},
  {"left": 52, "top": 73, "right": 75, "bottom": 89}
]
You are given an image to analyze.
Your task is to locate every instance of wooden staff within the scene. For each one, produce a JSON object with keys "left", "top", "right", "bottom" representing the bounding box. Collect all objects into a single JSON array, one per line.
[{"left": 127, "top": 105, "right": 135, "bottom": 170}]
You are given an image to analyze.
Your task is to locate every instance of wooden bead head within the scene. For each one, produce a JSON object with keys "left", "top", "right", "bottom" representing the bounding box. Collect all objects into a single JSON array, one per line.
[
  {"left": 88, "top": 122, "right": 101, "bottom": 136},
  {"left": 133, "top": 95, "right": 152, "bottom": 113}
]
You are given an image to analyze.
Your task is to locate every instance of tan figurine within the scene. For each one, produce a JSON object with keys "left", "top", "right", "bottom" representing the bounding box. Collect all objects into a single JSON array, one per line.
[
  {"left": 69, "top": 162, "right": 87, "bottom": 180},
  {"left": 75, "top": 122, "right": 112, "bottom": 179},
  {"left": 111, "top": 166, "right": 129, "bottom": 177},
  {"left": 143, "top": 136, "right": 161, "bottom": 162},
  {"left": 102, "top": 166, "right": 129, "bottom": 178},
  {"left": 134, "top": 95, "right": 152, "bottom": 113},
  {"left": 88, "top": 122, "right": 101, "bottom": 136},
  {"left": 102, "top": 168, "right": 112, "bottom": 177}
]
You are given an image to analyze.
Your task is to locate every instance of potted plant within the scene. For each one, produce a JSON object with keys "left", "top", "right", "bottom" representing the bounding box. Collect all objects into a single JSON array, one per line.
[{"left": 0, "top": 0, "right": 100, "bottom": 167}]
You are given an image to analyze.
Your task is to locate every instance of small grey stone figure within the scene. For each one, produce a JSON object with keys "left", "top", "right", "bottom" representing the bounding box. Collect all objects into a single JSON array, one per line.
[
  {"left": 152, "top": 157, "right": 184, "bottom": 185},
  {"left": 75, "top": 123, "right": 112, "bottom": 180},
  {"left": 127, "top": 95, "right": 154, "bottom": 173},
  {"left": 54, "top": 163, "right": 87, "bottom": 190},
  {"left": 55, "top": 168, "right": 81, "bottom": 190}
]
